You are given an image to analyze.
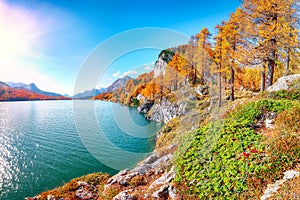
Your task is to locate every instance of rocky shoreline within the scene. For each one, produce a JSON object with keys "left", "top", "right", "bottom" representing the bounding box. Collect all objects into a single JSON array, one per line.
[{"left": 27, "top": 75, "right": 300, "bottom": 199}]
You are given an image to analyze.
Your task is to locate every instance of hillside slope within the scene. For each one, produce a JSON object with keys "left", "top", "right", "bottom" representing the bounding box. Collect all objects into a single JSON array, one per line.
[
  {"left": 0, "top": 82, "right": 69, "bottom": 101},
  {"left": 7, "top": 82, "right": 66, "bottom": 97},
  {"left": 27, "top": 76, "right": 300, "bottom": 200}
]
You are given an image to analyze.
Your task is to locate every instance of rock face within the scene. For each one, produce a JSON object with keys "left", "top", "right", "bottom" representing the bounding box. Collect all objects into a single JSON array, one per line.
[
  {"left": 148, "top": 166, "right": 176, "bottom": 190},
  {"left": 137, "top": 99, "right": 154, "bottom": 114},
  {"left": 267, "top": 74, "right": 300, "bottom": 92},
  {"left": 150, "top": 167, "right": 177, "bottom": 200},
  {"left": 153, "top": 52, "right": 172, "bottom": 78},
  {"left": 146, "top": 97, "right": 187, "bottom": 123},
  {"left": 152, "top": 184, "right": 177, "bottom": 200}
]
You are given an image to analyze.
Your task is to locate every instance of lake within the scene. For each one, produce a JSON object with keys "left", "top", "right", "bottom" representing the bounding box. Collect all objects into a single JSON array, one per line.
[{"left": 0, "top": 100, "right": 162, "bottom": 199}]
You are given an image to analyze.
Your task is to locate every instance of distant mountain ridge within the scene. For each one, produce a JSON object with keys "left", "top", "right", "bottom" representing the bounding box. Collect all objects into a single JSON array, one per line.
[
  {"left": 72, "top": 76, "right": 132, "bottom": 99},
  {"left": 72, "top": 88, "right": 105, "bottom": 99},
  {"left": 7, "top": 82, "right": 64, "bottom": 97},
  {"left": 104, "top": 75, "right": 132, "bottom": 93},
  {"left": 0, "top": 82, "right": 69, "bottom": 101}
]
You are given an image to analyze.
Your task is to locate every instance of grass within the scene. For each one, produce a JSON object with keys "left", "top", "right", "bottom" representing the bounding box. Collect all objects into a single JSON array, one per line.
[{"left": 38, "top": 172, "right": 110, "bottom": 200}]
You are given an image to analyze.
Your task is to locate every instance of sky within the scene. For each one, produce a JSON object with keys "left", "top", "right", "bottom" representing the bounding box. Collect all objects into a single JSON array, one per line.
[{"left": 0, "top": 0, "right": 241, "bottom": 95}]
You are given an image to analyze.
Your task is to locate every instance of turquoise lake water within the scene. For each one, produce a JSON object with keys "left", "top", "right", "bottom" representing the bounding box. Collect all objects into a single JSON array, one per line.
[{"left": 0, "top": 100, "right": 162, "bottom": 199}]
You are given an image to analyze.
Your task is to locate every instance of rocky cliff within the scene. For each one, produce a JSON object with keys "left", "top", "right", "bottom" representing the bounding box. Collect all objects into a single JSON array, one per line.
[
  {"left": 153, "top": 50, "right": 174, "bottom": 78},
  {"left": 144, "top": 97, "right": 187, "bottom": 124}
]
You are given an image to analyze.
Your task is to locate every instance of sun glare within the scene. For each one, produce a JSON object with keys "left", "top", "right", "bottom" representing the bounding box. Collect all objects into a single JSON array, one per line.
[{"left": 0, "top": 1, "right": 36, "bottom": 60}]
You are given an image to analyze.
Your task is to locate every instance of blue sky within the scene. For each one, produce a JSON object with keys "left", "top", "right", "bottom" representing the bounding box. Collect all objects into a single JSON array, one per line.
[{"left": 0, "top": 0, "right": 241, "bottom": 95}]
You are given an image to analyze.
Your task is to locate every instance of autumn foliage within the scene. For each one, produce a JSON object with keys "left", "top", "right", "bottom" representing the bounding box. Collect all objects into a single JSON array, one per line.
[{"left": 0, "top": 84, "right": 69, "bottom": 101}]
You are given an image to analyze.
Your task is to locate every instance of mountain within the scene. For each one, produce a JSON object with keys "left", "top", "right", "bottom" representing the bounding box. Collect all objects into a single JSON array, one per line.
[
  {"left": 0, "top": 81, "right": 10, "bottom": 89},
  {"left": 7, "top": 82, "right": 65, "bottom": 97},
  {"left": 104, "top": 75, "right": 132, "bottom": 93},
  {"left": 73, "top": 88, "right": 105, "bottom": 99},
  {"left": 0, "top": 82, "right": 69, "bottom": 101}
]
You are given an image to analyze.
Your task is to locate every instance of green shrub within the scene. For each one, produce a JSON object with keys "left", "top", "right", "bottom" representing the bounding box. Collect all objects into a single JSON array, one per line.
[
  {"left": 132, "top": 98, "right": 140, "bottom": 107},
  {"left": 175, "top": 99, "right": 300, "bottom": 198}
]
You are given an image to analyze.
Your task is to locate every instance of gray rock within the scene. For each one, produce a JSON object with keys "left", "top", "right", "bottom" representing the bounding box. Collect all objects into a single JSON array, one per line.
[
  {"left": 152, "top": 185, "right": 169, "bottom": 199},
  {"left": 168, "top": 185, "right": 177, "bottom": 200},
  {"left": 146, "top": 97, "right": 187, "bottom": 123},
  {"left": 260, "top": 180, "right": 286, "bottom": 200},
  {"left": 113, "top": 191, "right": 137, "bottom": 200},
  {"left": 153, "top": 52, "right": 171, "bottom": 78},
  {"left": 151, "top": 184, "right": 176, "bottom": 200},
  {"left": 261, "top": 169, "right": 300, "bottom": 200},
  {"left": 75, "top": 188, "right": 93, "bottom": 200},
  {"left": 283, "top": 170, "right": 299, "bottom": 180},
  {"left": 148, "top": 166, "right": 176, "bottom": 190},
  {"left": 195, "top": 85, "right": 209, "bottom": 97},
  {"left": 142, "top": 154, "right": 159, "bottom": 165},
  {"left": 106, "top": 169, "right": 138, "bottom": 187},
  {"left": 77, "top": 181, "right": 89, "bottom": 187},
  {"left": 25, "top": 195, "right": 41, "bottom": 200},
  {"left": 132, "top": 154, "right": 174, "bottom": 175},
  {"left": 137, "top": 99, "right": 154, "bottom": 114},
  {"left": 47, "top": 195, "right": 55, "bottom": 200},
  {"left": 267, "top": 74, "right": 300, "bottom": 92}
]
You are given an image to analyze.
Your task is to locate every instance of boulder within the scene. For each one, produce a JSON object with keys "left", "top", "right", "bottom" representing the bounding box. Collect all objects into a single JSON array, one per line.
[
  {"left": 113, "top": 191, "right": 137, "bottom": 200},
  {"left": 261, "top": 169, "right": 300, "bottom": 200},
  {"left": 47, "top": 195, "right": 55, "bottom": 200},
  {"left": 148, "top": 166, "right": 176, "bottom": 190},
  {"left": 267, "top": 74, "right": 300, "bottom": 92},
  {"left": 195, "top": 85, "right": 209, "bottom": 97},
  {"left": 283, "top": 170, "right": 299, "bottom": 180},
  {"left": 106, "top": 169, "right": 138, "bottom": 187},
  {"left": 75, "top": 188, "right": 93, "bottom": 200},
  {"left": 152, "top": 185, "right": 169, "bottom": 199},
  {"left": 151, "top": 184, "right": 176, "bottom": 200}
]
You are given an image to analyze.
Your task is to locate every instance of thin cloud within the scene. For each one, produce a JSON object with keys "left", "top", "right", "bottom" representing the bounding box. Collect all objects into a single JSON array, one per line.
[
  {"left": 123, "top": 70, "right": 138, "bottom": 77},
  {"left": 112, "top": 70, "right": 138, "bottom": 79},
  {"left": 112, "top": 71, "right": 121, "bottom": 77},
  {"left": 144, "top": 65, "right": 152, "bottom": 71}
]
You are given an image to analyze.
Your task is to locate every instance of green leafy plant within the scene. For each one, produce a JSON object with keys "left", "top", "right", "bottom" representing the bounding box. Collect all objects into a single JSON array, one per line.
[{"left": 175, "top": 99, "right": 300, "bottom": 198}]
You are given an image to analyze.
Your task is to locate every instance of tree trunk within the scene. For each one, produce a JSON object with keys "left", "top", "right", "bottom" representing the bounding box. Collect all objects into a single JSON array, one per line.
[
  {"left": 174, "top": 71, "right": 178, "bottom": 90},
  {"left": 200, "top": 48, "right": 205, "bottom": 85},
  {"left": 193, "top": 64, "right": 197, "bottom": 85},
  {"left": 285, "top": 48, "right": 291, "bottom": 75},
  {"left": 160, "top": 74, "right": 163, "bottom": 102},
  {"left": 260, "top": 62, "right": 266, "bottom": 92},
  {"left": 229, "top": 66, "right": 235, "bottom": 101},
  {"left": 218, "top": 70, "right": 222, "bottom": 108},
  {"left": 266, "top": 59, "right": 275, "bottom": 87},
  {"left": 260, "top": 71, "right": 266, "bottom": 92},
  {"left": 266, "top": 8, "right": 277, "bottom": 88}
]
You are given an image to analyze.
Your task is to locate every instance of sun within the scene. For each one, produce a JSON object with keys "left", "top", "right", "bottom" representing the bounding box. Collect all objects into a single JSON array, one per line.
[{"left": 0, "top": 1, "right": 36, "bottom": 61}]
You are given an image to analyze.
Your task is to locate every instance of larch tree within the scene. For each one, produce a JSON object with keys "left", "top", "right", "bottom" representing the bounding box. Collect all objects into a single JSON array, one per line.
[
  {"left": 195, "top": 28, "right": 212, "bottom": 85},
  {"left": 242, "top": 0, "right": 299, "bottom": 87},
  {"left": 184, "top": 36, "right": 198, "bottom": 84},
  {"left": 213, "top": 21, "right": 226, "bottom": 107},
  {"left": 223, "top": 8, "right": 247, "bottom": 101}
]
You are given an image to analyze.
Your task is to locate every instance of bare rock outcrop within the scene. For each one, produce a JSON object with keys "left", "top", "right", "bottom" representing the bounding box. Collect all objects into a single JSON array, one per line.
[{"left": 267, "top": 74, "right": 300, "bottom": 92}]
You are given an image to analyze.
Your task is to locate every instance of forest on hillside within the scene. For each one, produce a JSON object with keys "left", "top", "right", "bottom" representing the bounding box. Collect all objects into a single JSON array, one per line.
[{"left": 95, "top": 0, "right": 299, "bottom": 107}]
